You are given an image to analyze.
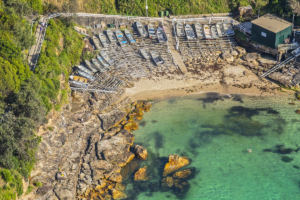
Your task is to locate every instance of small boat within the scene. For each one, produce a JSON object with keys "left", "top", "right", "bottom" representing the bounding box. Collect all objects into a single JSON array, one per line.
[
  {"left": 96, "top": 55, "right": 110, "bottom": 68},
  {"left": 92, "top": 36, "right": 101, "bottom": 49},
  {"left": 223, "top": 23, "right": 235, "bottom": 36},
  {"left": 176, "top": 22, "right": 185, "bottom": 37},
  {"left": 116, "top": 29, "right": 127, "bottom": 45},
  {"left": 195, "top": 22, "right": 204, "bottom": 39},
  {"left": 69, "top": 80, "right": 89, "bottom": 88},
  {"left": 216, "top": 22, "right": 226, "bottom": 37},
  {"left": 136, "top": 21, "right": 148, "bottom": 37},
  {"left": 203, "top": 25, "right": 212, "bottom": 40},
  {"left": 211, "top": 25, "right": 219, "bottom": 39},
  {"left": 185, "top": 24, "right": 196, "bottom": 40},
  {"left": 150, "top": 51, "right": 164, "bottom": 66},
  {"left": 148, "top": 24, "right": 156, "bottom": 39},
  {"left": 92, "top": 58, "right": 104, "bottom": 71},
  {"left": 69, "top": 75, "right": 88, "bottom": 83},
  {"left": 77, "top": 70, "right": 95, "bottom": 80},
  {"left": 139, "top": 48, "right": 150, "bottom": 60},
  {"left": 101, "top": 51, "right": 114, "bottom": 65},
  {"left": 124, "top": 29, "right": 136, "bottom": 44},
  {"left": 77, "top": 65, "right": 93, "bottom": 75},
  {"left": 84, "top": 60, "right": 98, "bottom": 73},
  {"left": 106, "top": 29, "right": 117, "bottom": 44},
  {"left": 99, "top": 32, "right": 110, "bottom": 47},
  {"left": 157, "top": 27, "right": 167, "bottom": 43}
]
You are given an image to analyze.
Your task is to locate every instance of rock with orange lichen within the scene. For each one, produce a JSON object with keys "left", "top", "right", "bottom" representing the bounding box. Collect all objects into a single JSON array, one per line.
[
  {"left": 161, "top": 176, "right": 174, "bottom": 188},
  {"left": 111, "top": 189, "right": 127, "bottom": 200},
  {"left": 115, "top": 183, "right": 126, "bottom": 191},
  {"left": 108, "top": 172, "right": 123, "bottom": 182},
  {"left": 123, "top": 121, "right": 138, "bottom": 131},
  {"left": 162, "top": 154, "right": 190, "bottom": 176},
  {"left": 174, "top": 181, "right": 190, "bottom": 193},
  {"left": 133, "top": 108, "right": 144, "bottom": 120},
  {"left": 136, "top": 100, "right": 152, "bottom": 112},
  {"left": 134, "top": 166, "right": 149, "bottom": 181},
  {"left": 134, "top": 145, "right": 148, "bottom": 160},
  {"left": 173, "top": 169, "right": 192, "bottom": 179}
]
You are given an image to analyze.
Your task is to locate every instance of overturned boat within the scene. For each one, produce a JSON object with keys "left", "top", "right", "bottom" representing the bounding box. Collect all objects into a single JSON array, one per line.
[
  {"left": 211, "top": 24, "right": 219, "bottom": 39},
  {"left": 69, "top": 80, "right": 89, "bottom": 88},
  {"left": 148, "top": 24, "right": 156, "bottom": 39},
  {"left": 195, "top": 22, "right": 204, "bottom": 39},
  {"left": 92, "top": 36, "right": 101, "bottom": 49},
  {"left": 77, "top": 70, "right": 95, "bottom": 81},
  {"left": 77, "top": 65, "right": 93, "bottom": 75},
  {"left": 150, "top": 51, "right": 164, "bottom": 66},
  {"left": 99, "top": 32, "right": 110, "bottom": 47},
  {"left": 185, "top": 24, "right": 196, "bottom": 40},
  {"left": 69, "top": 75, "right": 88, "bottom": 83},
  {"left": 157, "top": 27, "right": 167, "bottom": 43},
  {"left": 124, "top": 29, "right": 136, "bottom": 44},
  {"left": 84, "top": 60, "right": 98, "bottom": 73},
  {"left": 139, "top": 48, "right": 150, "bottom": 60},
  {"left": 223, "top": 23, "right": 235, "bottom": 36},
  {"left": 91, "top": 58, "right": 104, "bottom": 72},
  {"left": 116, "top": 29, "right": 127, "bottom": 45},
  {"left": 106, "top": 29, "right": 117, "bottom": 44},
  {"left": 203, "top": 25, "right": 212, "bottom": 40},
  {"left": 136, "top": 21, "right": 148, "bottom": 37},
  {"left": 176, "top": 22, "right": 185, "bottom": 37},
  {"left": 101, "top": 51, "right": 114, "bottom": 65},
  {"left": 96, "top": 55, "right": 110, "bottom": 68}
]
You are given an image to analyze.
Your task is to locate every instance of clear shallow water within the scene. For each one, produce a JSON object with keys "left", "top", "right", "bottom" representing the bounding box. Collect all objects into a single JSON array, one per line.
[{"left": 122, "top": 93, "right": 300, "bottom": 200}]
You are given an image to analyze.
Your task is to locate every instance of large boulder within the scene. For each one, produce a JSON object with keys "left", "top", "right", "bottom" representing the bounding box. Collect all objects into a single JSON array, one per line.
[
  {"left": 173, "top": 169, "right": 192, "bottom": 179},
  {"left": 269, "top": 72, "right": 293, "bottom": 87},
  {"left": 163, "top": 155, "right": 190, "bottom": 176},
  {"left": 222, "top": 52, "right": 234, "bottom": 62},
  {"left": 111, "top": 189, "right": 127, "bottom": 200},
  {"left": 236, "top": 46, "right": 246, "bottom": 56},
  {"left": 98, "top": 111, "right": 127, "bottom": 131},
  {"left": 245, "top": 53, "right": 261, "bottom": 62},
  {"left": 134, "top": 166, "right": 149, "bottom": 181},
  {"left": 133, "top": 145, "right": 148, "bottom": 160},
  {"left": 136, "top": 100, "right": 152, "bottom": 112}
]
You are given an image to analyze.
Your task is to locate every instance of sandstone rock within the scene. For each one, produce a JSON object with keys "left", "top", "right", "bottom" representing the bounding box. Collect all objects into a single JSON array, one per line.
[
  {"left": 161, "top": 176, "right": 174, "bottom": 187},
  {"left": 269, "top": 72, "right": 293, "bottom": 87},
  {"left": 54, "top": 188, "right": 74, "bottom": 200},
  {"left": 108, "top": 172, "right": 122, "bottom": 182},
  {"left": 231, "top": 50, "right": 238, "bottom": 57},
  {"left": 251, "top": 59, "right": 259, "bottom": 66},
  {"left": 90, "top": 160, "right": 114, "bottom": 171},
  {"left": 112, "top": 189, "right": 127, "bottom": 200},
  {"left": 98, "top": 111, "right": 127, "bottom": 131},
  {"left": 123, "top": 121, "right": 138, "bottom": 131},
  {"left": 134, "top": 166, "right": 149, "bottom": 181},
  {"left": 36, "top": 186, "right": 53, "bottom": 195},
  {"left": 296, "top": 110, "right": 300, "bottom": 114},
  {"left": 222, "top": 52, "right": 234, "bottom": 62},
  {"left": 115, "top": 183, "right": 126, "bottom": 191},
  {"left": 136, "top": 100, "right": 152, "bottom": 112},
  {"left": 290, "top": 67, "right": 299, "bottom": 74},
  {"left": 174, "top": 181, "right": 190, "bottom": 193},
  {"left": 97, "top": 179, "right": 107, "bottom": 189},
  {"left": 245, "top": 53, "right": 260, "bottom": 62},
  {"left": 134, "top": 145, "right": 148, "bottom": 160},
  {"left": 173, "top": 169, "right": 192, "bottom": 179},
  {"left": 236, "top": 46, "right": 246, "bottom": 56},
  {"left": 243, "top": 70, "right": 250, "bottom": 76},
  {"left": 105, "top": 195, "right": 112, "bottom": 200},
  {"left": 46, "top": 194, "right": 59, "bottom": 200},
  {"left": 163, "top": 154, "right": 190, "bottom": 176},
  {"left": 92, "top": 169, "right": 104, "bottom": 181},
  {"left": 257, "top": 57, "right": 277, "bottom": 65}
]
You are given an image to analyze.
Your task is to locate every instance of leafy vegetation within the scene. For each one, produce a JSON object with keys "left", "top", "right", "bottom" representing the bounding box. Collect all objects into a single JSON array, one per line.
[{"left": 0, "top": 169, "right": 23, "bottom": 200}]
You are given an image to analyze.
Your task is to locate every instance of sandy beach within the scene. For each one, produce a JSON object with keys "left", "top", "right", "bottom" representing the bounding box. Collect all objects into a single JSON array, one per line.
[{"left": 122, "top": 64, "right": 290, "bottom": 101}]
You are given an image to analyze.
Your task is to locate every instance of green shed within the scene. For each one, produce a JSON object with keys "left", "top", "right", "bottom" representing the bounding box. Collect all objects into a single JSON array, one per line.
[{"left": 251, "top": 13, "right": 292, "bottom": 49}]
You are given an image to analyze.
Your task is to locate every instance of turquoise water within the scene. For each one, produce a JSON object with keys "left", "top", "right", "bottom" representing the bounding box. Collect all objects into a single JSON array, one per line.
[{"left": 121, "top": 93, "right": 300, "bottom": 200}]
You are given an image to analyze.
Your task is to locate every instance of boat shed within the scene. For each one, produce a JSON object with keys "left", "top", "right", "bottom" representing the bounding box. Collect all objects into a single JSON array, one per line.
[{"left": 251, "top": 13, "right": 292, "bottom": 49}]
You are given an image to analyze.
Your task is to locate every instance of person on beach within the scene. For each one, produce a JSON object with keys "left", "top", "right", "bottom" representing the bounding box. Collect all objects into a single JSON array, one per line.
[
  {"left": 247, "top": 149, "right": 252, "bottom": 153},
  {"left": 40, "top": 26, "right": 43, "bottom": 33}
]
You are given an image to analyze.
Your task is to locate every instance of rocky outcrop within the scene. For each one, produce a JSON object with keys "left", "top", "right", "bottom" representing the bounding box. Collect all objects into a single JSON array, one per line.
[
  {"left": 98, "top": 111, "right": 127, "bottom": 131},
  {"left": 134, "top": 166, "right": 149, "bottom": 181},
  {"left": 163, "top": 155, "right": 190, "bottom": 176},
  {"left": 222, "top": 52, "right": 234, "bottom": 62},
  {"left": 173, "top": 169, "right": 192, "bottom": 179},
  {"left": 269, "top": 72, "right": 293, "bottom": 87},
  {"left": 244, "top": 53, "right": 260, "bottom": 62},
  {"left": 133, "top": 145, "right": 148, "bottom": 160},
  {"left": 161, "top": 176, "right": 174, "bottom": 188},
  {"left": 112, "top": 189, "right": 127, "bottom": 200},
  {"left": 236, "top": 46, "right": 246, "bottom": 56}
]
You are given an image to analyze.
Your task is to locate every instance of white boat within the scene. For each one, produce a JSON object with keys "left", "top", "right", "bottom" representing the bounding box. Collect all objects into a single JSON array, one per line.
[
  {"left": 148, "top": 24, "right": 156, "bottom": 39},
  {"left": 84, "top": 60, "right": 98, "bottom": 73},
  {"left": 124, "top": 29, "right": 136, "bottom": 44},
  {"left": 106, "top": 29, "right": 117, "bottom": 44},
  {"left": 157, "top": 27, "right": 167, "bottom": 43},
  {"left": 150, "top": 51, "right": 164, "bottom": 66},
  {"left": 195, "top": 22, "right": 204, "bottom": 39},
  {"left": 216, "top": 22, "right": 226, "bottom": 37},
  {"left": 139, "top": 48, "right": 150, "bottom": 60},
  {"left": 92, "top": 58, "right": 105, "bottom": 72},
  {"left": 77, "top": 65, "right": 93, "bottom": 75},
  {"left": 176, "top": 22, "right": 185, "bottom": 37},
  {"left": 77, "top": 70, "right": 95, "bottom": 80},
  {"left": 203, "top": 25, "right": 212, "bottom": 40},
  {"left": 185, "top": 24, "right": 196, "bottom": 40},
  {"left": 96, "top": 55, "right": 109, "bottom": 68},
  {"left": 211, "top": 25, "right": 219, "bottom": 39},
  {"left": 92, "top": 36, "right": 101, "bottom": 49},
  {"left": 116, "top": 29, "right": 127, "bottom": 45},
  {"left": 99, "top": 32, "right": 110, "bottom": 47},
  {"left": 69, "top": 80, "right": 89, "bottom": 88},
  {"left": 101, "top": 51, "right": 114, "bottom": 65},
  {"left": 136, "top": 21, "right": 148, "bottom": 37},
  {"left": 223, "top": 23, "right": 235, "bottom": 36}
]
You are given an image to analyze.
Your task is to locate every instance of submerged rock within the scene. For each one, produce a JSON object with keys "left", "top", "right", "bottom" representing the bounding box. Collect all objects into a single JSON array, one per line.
[
  {"left": 112, "top": 189, "right": 127, "bottom": 200},
  {"left": 134, "top": 166, "right": 149, "bottom": 181},
  {"left": 134, "top": 145, "right": 148, "bottom": 160},
  {"left": 163, "top": 154, "right": 190, "bottom": 176},
  {"left": 123, "top": 121, "right": 138, "bottom": 131},
  {"left": 281, "top": 156, "right": 294, "bottom": 163},
  {"left": 173, "top": 169, "right": 192, "bottom": 179},
  {"left": 161, "top": 176, "right": 174, "bottom": 188}
]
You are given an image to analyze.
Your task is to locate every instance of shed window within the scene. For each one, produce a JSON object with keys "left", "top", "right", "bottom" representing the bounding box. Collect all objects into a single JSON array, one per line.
[{"left": 261, "top": 32, "right": 267, "bottom": 37}]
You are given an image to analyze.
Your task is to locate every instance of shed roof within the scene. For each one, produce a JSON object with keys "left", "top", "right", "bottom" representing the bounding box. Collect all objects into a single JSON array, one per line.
[{"left": 251, "top": 13, "right": 292, "bottom": 33}]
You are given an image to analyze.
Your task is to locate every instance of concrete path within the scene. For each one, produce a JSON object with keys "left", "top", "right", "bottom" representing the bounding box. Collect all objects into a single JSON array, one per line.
[
  {"left": 28, "top": 16, "right": 48, "bottom": 71},
  {"left": 170, "top": 50, "right": 187, "bottom": 73}
]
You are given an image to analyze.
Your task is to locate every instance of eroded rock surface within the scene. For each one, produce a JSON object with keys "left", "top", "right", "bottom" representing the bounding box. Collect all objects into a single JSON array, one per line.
[
  {"left": 134, "top": 166, "right": 149, "bottom": 181},
  {"left": 134, "top": 145, "right": 148, "bottom": 160},
  {"left": 163, "top": 154, "right": 190, "bottom": 176}
]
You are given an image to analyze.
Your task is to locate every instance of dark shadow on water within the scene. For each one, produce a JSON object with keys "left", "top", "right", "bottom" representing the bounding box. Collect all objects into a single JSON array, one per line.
[
  {"left": 197, "top": 92, "right": 231, "bottom": 103},
  {"left": 154, "top": 132, "right": 165, "bottom": 149},
  {"left": 232, "top": 94, "right": 244, "bottom": 103}
]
